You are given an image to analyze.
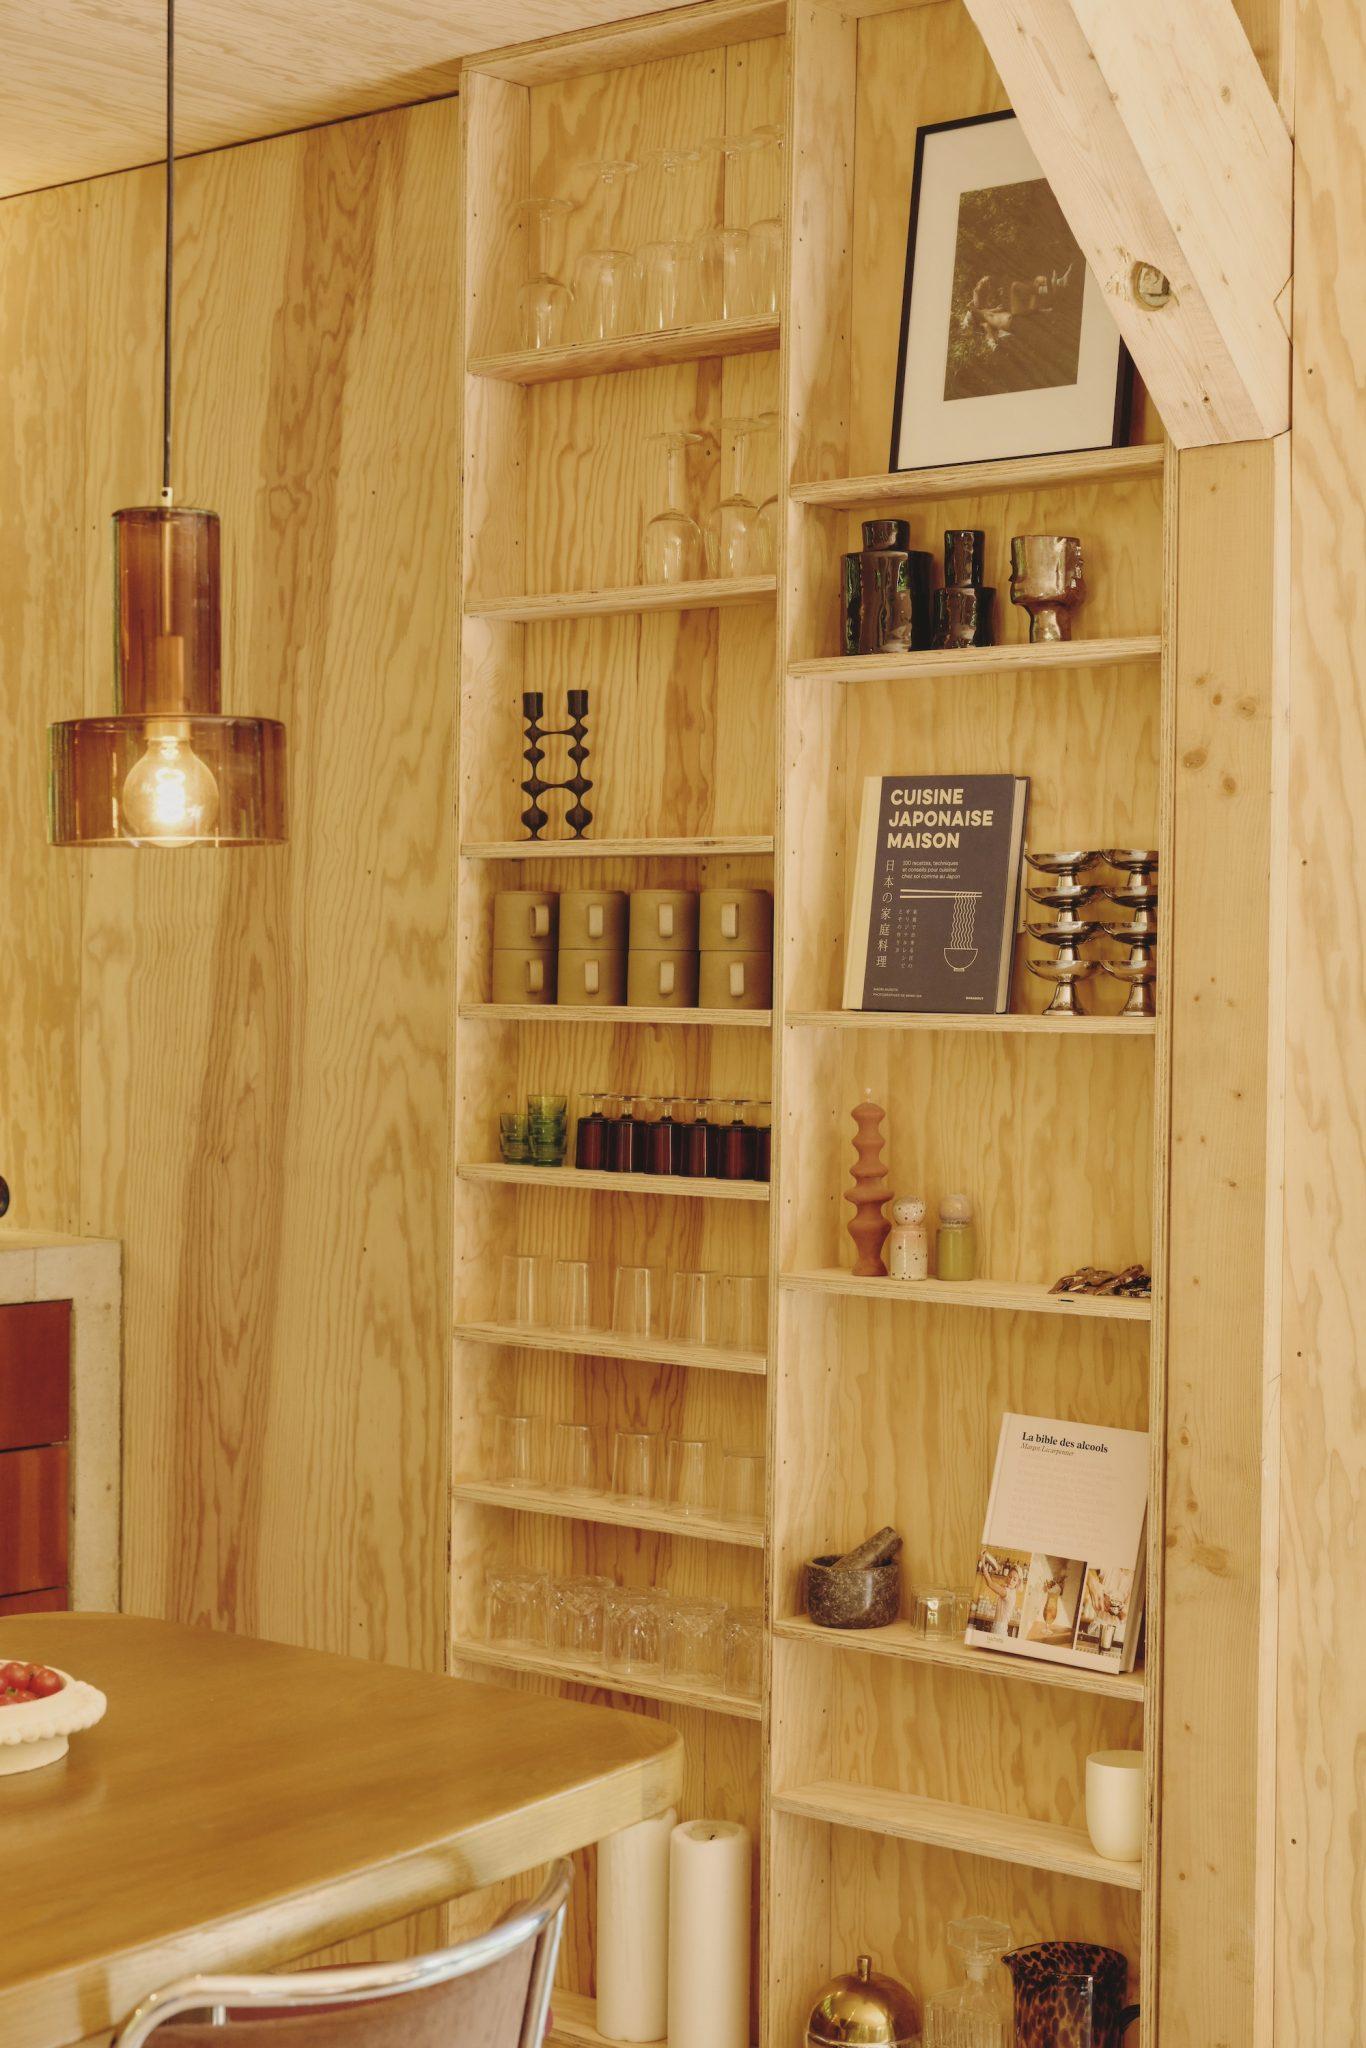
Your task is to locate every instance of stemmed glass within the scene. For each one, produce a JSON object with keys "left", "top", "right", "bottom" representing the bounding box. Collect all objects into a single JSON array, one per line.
[
  {"left": 706, "top": 418, "right": 768, "bottom": 579},
  {"left": 517, "top": 196, "right": 576, "bottom": 350},
  {"left": 745, "top": 125, "right": 786, "bottom": 317},
  {"left": 637, "top": 146, "right": 700, "bottom": 332},
  {"left": 573, "top": 159, "right": 640, "bottom": 341},
  {"left": 642, "top": 429, "right": 709, "bottom": 584},
  {"left": 695, "top": 132, "right": 764, "bottom": 321}
]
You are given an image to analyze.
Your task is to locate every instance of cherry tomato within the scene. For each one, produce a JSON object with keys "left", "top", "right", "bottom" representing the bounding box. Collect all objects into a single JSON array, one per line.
[
  {"left": 26, "top": 1668, "right": 63, "bottom": 1698},
  {"left": 0, "top": 1661, "right": 34, "bottom": 1689},
  {"left": 0, "top": 1690, "right": 34, "bottom": 1706}
]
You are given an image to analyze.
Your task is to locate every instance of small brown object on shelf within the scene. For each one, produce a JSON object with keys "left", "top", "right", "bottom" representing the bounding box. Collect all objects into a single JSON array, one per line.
[
  {"left": 1050, "top": 1265, "right": 1152, "bottom": 1299},
  {"left": 844, "top": 1096, "right": 892, "bottom": 1276},
  {"left": 805, "top": 1552, "right": 901, "bottom": 1630}
]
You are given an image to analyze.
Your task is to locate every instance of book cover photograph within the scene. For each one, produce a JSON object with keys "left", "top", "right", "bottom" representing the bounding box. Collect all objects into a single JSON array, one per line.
[
  {"left": 842, "top": 774, "right": 1029, "bottom": 1012},
  {"left": 966, "top": 1412, "right": 1149, "bottom": 1674}
]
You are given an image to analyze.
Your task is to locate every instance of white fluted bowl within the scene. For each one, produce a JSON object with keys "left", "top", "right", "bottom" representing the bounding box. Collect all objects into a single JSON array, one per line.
[{"left": 0, "top": 1668, "right": 107, "bottom": 1775}]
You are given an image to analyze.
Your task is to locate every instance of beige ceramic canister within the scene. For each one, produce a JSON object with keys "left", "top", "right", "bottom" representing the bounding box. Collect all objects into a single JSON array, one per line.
[
  {"left": 492, "top": 888, "right": 558, "bottom": 950},
  {"left": 699, "top": 885, "right": 774, "bottom": 952},
  {"left": 629, "top": 887, "right": 700, "bottom": 951},
  {"left": 491, "top": 948, "right": 555, "bottom": 1005},
  {"left": 559, "top": 888, "right": 629, "bottom": 950},
  {"left": 627, "top": 949, "right": 700, "bottom": 1009},
  {"left": 699, "top": 950, "right": 773, "bottom": 1010},
  {"left": 557, "top": 947, "right": 628, "bottom": 1006}
]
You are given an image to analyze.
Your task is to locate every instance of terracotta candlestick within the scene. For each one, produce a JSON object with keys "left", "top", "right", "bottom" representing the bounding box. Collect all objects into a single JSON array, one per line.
[{"left": 844, "top": 1097, "right": 892, "bottom": 1275}]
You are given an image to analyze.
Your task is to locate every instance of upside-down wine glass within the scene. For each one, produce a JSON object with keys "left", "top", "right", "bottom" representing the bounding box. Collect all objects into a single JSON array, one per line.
[
  {"left": 641, "top": 429, "right": 709, "bottom": 584},
  {"left": 637, "top": 146, "right": 700, "bottom": 332},
  {"left": 517, "top": 196, "right": 576, "bottom": 351},
  {"left": 705, "top": 418, "right": 768, "bottom": 579},
  {"left": 573, "top": 158, "right": 640, "bottom": 341}
]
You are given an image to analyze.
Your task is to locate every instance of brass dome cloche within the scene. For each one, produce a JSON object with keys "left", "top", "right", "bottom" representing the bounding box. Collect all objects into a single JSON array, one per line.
[{"left": 805, "top": 1954, "right": 921, "bottom": 2048}]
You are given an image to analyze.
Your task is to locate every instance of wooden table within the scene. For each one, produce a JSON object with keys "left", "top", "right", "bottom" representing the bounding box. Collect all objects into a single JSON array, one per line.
[{"left": 0, "top": 1614, "right": 682, "bottom": 2048}]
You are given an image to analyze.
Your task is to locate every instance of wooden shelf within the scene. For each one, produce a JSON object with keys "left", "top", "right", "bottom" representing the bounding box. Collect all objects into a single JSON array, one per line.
[
  {"left": 451, "top": 1476, "right": 766, "bottom": 1549},
  {"left": 789, "top": 635, "right": 1162, "bottom": 686},
  {"left": 453, "top": 1638, "right": 761, "bottom": 1721},
  {"left": 772, "top": 1780, "right": 1143, "bottom": 1890},
  {"left": 469, "top": 314, "right": 781, "bottom": 385},
  {"left": 773, "top": 1615, "right": 1146, "bottom": 1702},
  {"left": 466, "top": 577, "right": 777, "bottom": 622},
  {"left": 454, "top": 1319, "right": 766, "bottom": 1377},
  {"left": 460, "top": 1002, "right": 772, "bottom": 1028},
  {"left": 786, "top": 1009, "right": 1156, "bottom": 1037},
  {"left": 460, "top": 834, "right": 774, "bottom": 863},
  {"left": 789, "top": 443, "right": 1165, "bottom": 510},
  {"left": 549, "top": 1991, "right": 757, "bottom": 2048},
  {"left": 781, "top": 1271, "right": 1152, "bottom": 1320},
  {"left": 460, "top": 1163, "right": 770, "bottom": 1202}
]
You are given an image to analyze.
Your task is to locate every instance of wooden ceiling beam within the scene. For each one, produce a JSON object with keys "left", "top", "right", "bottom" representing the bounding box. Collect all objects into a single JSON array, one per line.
[{"left": 961, "top": 0, "right": 1292, "bottom": 445}]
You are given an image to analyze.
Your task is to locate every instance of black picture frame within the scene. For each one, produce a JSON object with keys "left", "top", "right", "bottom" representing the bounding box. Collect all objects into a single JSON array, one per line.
[{"left": 889, "top": 110, "right": 1132, "bottom": 473}]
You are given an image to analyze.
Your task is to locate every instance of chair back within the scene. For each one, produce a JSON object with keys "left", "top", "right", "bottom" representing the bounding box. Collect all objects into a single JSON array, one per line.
[{"left": 114, "top": 1859, "right": 572, "bottom": 2048}]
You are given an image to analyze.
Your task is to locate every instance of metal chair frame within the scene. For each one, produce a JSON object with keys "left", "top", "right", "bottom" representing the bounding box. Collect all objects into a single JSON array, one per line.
[{"left": 114, "top": 1859, "right": 573, "bottom": 2048}]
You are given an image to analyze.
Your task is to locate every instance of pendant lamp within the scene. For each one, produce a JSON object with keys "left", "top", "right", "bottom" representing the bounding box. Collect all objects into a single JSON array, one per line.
[{"left": 48, "top": 0, "right": 286, "bottom": 848}]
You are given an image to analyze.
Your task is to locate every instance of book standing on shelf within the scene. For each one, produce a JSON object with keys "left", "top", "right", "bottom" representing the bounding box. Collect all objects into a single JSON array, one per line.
[
  {"left": 843, "top": 774, "right": 1028, "bottom": 1012},
  {"left": 967, "top": 1412, "right": 1149, "bottom": 1675}
]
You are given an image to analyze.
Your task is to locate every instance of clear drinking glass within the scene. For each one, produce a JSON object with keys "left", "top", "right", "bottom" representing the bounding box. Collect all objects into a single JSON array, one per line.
[
  {"left": 517, "top": 195, "right": 576, "bottom": 350},
  {"left": 499, "top": 1111, "right": 530, "bottom": 1163},
  {"left": 665, "top": 1436, "right": 717, "bottom": 1516},
  {"left": 487, "top": 1567, "right": 547, "bottom": 1645},
  {"left": 550, "top": 1420, "right": 602, "bottom": 1494},
  {"left": 603, "top": 1587, "right": 663, "bottom": 1675},
  {"left": 612, "top": 1264, "right": 661, "bottom": 1337},
  {"left": 721, "top": 1449, "right": 764, "bottom": 1525},
  {"left": 744, "top": 126, "right": 786, "bottom": 317},
  {"left": 573, "top": 159, "right": 640, "bottom": 340},
  {"left": 660, "top": 1596, "right": 726, "bottom": 1681},
  {"left": 611, "top": 1428, "right": 661, "bottom": 1503},
  {"left": 494, "top": 1413, "right": 540, "bottom": 1489},
  {"left": 668, "top": 1269, "right": 718, "bottom": 1346},
  {"left": 551, "top": 1257, "right": 597, "bottom": 1331},
  {"left": 723, "top": 1605, "right": 763, "bottom": 1699},
  {"left": 915, "top": 1587, "right": 961, "bottom": 1637},
  {"left": 723, "top": 1274, "right": 766, "bottom": 1353},
  {"left": 499, "top": 1252, "right": 550, "bottom": 1325},
  {"left": 706, "top": 417, "right": 769, "bottom": 579},
  {"left": 637, "top": 146, "right": 700, "bottom": 330},
  {"left": 695, "top": 133, "right": 764, "bottom": 321},
  {"left": 547, "top": 1574, "right": 614, "bottom": 1657},
  {"left": 641, "top": 429, "right": 708, "bottom": 584}
]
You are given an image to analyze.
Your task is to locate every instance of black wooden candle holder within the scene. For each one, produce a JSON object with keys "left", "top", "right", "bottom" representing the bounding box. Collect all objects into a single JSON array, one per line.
[{"left": 521, "top": 689, "right": 593, "bottom": 840}]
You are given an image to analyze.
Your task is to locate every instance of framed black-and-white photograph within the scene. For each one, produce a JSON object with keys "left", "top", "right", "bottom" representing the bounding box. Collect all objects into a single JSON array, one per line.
[{"left": 890, "top": 110, "right": 1131, "bottom": 471}]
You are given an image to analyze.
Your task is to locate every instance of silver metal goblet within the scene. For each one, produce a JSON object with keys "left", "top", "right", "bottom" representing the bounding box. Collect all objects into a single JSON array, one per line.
[
  {"left": 1024, "top": 850, "right": 1102, "bottom": 1016},
  {"left": 1099, "top": 923, "right": 1158, "bottom": 1017},
  {"left": 1010, "top": 536, "right": 1086, "bottom": 642},
  {"left": 1101, "top": 848, "right": 1158, "bottom": 929}
]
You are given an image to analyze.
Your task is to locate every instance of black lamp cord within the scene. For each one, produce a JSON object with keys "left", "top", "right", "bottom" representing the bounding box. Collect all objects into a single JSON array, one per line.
[{"left": 161, "top": 0, "right": 175, "bottom": 505}]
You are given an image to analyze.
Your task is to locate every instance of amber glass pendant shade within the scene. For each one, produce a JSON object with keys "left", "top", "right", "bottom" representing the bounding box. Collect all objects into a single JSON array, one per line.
[{"left": 48, "top": 506, "right": 287, "bottom": 847}]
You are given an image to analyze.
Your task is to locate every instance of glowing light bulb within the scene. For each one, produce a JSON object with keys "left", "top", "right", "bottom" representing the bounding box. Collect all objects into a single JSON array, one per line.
[{"left": 121, "top": 723, "right": 220, "bottom": 845}]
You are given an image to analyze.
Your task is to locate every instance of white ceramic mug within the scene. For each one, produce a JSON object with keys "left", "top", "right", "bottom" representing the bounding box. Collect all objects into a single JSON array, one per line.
[{"left": 1085, "top": 1748, "right": 1144, "bottom": 1862}]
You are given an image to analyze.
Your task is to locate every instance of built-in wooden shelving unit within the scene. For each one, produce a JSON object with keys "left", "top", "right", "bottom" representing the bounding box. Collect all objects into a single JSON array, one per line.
[
  {"left": 772, "top": 1782, "right": 1144, "bottom": 1892},
  {"left": 789, "top": 634, "right": 1161, "bottom": 685},
  {"left": 452, "top": 1477, "right": 765, "bottom": 1550},
  {"left": 454, "top": 1320, "right": 766, "bottom": 1378},
  {"left": 772, "top": 1615, "right": 1146, "bottom": 1703},
  {"left": 466, "top": 576, "right": 776, "bottom": 622},
  {"left": 456, "top": 1637, "right": 761, "bottom": 1721},
  {"left": 469, "top": 314, "right": 780, "bottom": 384},
  {"left": 781, "top": 1271, "right": 1153, "bottom": 1320},
  {"left": 453, "top": 0, "right": 1168, "bottom": 2036},
  {"left": 458, "top": 1163, "right": 770, "bottom": 1201},
  {"left": 460, "top": 1003, "right": 773, "bottom": 1028}
]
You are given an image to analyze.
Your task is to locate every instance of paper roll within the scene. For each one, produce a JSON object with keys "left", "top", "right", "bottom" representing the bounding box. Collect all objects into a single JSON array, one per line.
[
  {"left": 668, "top": 1819, "right": 752, "bottom": 2048},
  {"left": 596, "top": 1807, "right": 676, "bottom": 2042}
]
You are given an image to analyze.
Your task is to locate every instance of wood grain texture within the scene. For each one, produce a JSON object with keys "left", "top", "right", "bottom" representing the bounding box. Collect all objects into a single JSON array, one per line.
[
  {"left": 0, "top": 1614, "right": 681, "bottom": 2048},
  {"left": 0, "top": 0, "right": 705, "bottom": 200},
  {"left": 791, "top": 444, "right": 1165, "bottom": 506},
  {"left": 961, "top": 0, "right": 1291, "bottom": 444},
  {"left": 1276, "top": 0, "right": 1366, "bottom": 2031},
  {"left": 470, "top": 317, "right": 780, "bottom": 385},
  {"left": 20, "top": 102, "right": 460, "bottom": 1674},
  {"left": 1157, "top": 441, "right": 1279, "bottom": 2047},
  {"left": 0, "top": 182, "right": 86, "bottom": 1235}
]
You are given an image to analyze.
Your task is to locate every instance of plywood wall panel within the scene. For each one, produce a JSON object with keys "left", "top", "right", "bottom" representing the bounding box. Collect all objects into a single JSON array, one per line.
[
  {"left": 0, "top": 183, "right": 88, "bottom": 1235},
  {"left": 0, "top": 98, "right": 459, "bottom": 1675}
]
